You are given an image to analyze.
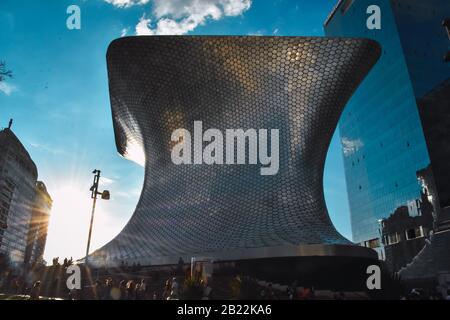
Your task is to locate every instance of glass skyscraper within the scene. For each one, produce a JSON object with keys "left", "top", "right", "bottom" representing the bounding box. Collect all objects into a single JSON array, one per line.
[{"left": 324, "top": 0, "right": 450, "bottom": 257}]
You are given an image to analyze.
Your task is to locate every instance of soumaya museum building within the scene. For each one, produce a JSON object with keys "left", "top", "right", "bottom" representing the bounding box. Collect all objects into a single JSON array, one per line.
[{"left": 89, "top": 36, "right": 383, "bottom": 287}]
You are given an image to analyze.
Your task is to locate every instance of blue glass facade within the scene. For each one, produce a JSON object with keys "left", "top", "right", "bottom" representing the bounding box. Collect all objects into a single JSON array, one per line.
[
  {"left": 324, "top": 0, "right": 450, "bottom": 253},
  {"left": 391, "top": 0, "right": 450, "bottom": 99}
]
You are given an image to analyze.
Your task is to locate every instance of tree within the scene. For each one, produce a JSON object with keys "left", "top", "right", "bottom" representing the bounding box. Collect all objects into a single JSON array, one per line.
[{"left": 0, "top": 61, "right": 13, "bottom": 82}]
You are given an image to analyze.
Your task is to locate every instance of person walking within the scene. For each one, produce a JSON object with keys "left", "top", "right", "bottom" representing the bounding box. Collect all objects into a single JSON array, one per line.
[
  {"left": 163, "top": 278, "right": 172, "bottom": 300},
  {"left": 119, "top": 279, "right": 127, "bottom": 300},
  {"left": 139, "top": 279, "right": 147, "bottom": 300},
  {"left": 29, "top": 281, "right": 41, "bottom": 300},
  {"left": 167, "top": 277, "right": 179, "bottom": 300},
  {"left": 126, "top": 280, "right": 135, "bottom": 300},
  {"left": 103, "top": 278, "right": 113, "bottom": 300}
]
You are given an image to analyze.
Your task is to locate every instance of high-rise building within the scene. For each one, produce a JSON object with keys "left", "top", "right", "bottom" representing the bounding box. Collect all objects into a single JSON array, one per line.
[
  {"left": 0, "top": 123, "right": 38, "bottom": 268},
  {"left": 25, "top": 181, "right": 52, "bottom": 266},
  {"left": 324, "top": 0, "right": 450, "bottom": 258}
]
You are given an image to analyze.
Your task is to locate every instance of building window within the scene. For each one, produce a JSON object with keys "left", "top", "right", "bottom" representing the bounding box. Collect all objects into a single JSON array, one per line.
[
  {"left": 387, "top": 233, "right": 400, "bottom": 245},
  {"left": 364, "top": 238, "right": 380, "bottom": 249},
  {"left": 406, "top": 227, "right": 425, "bottom": 240}
]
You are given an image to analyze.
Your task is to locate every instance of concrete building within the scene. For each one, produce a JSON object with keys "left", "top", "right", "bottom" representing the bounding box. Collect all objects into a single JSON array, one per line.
[{"left": 0, "top": 122, "right": 38, "bottom": 269}]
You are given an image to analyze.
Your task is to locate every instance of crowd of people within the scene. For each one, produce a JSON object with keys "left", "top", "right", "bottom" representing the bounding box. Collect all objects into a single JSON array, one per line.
[
  {"left": 0, "top": 257, "right": 217, "bottom": 300},
  {"left": 1, "top": 257, "right": 449, "bottom": 300},
  {"left": 51, "top": 257, "right": 74, "bottom": 268}
]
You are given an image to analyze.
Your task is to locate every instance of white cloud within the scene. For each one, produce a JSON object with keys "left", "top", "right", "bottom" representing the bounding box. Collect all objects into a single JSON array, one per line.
[
  {"left": 247, "top": 30, "right": 263, "bottom": 36},
  {"left": 105, "top": 0, "right": 150, "bottom": 8},
  {"left": 105, "top": 0, "right": 252, "bottom": 35},
  {"left": 120, "top": 27, "right": 129, "bottom": 37},
  {"left": 135, "top": 15, "right": 153, "bottom": 35},
  {"left": 341, "top": 137, "right": 363, "bottom": 156},
  {"left": 100, "top": 176, "right": 115, "bottom": 185},
  {"left": 29, "top": 141, "right": 67, "bottom": 156},
  {"left": 0, "top": 82, "right": 17, "bottom": 95}
]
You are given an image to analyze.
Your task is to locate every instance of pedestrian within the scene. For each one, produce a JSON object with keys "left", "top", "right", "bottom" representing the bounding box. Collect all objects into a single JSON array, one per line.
[
  {"left": 126, "top": 280, "right": 135, "bottom": 300},
  {"left": 163, "top": 278, "right": 172, "bottom": 300},
  {"left": 104, "top": 278, "right": 113, "bottom": 300},
  {"left": 119, "top": 279, "right": 127, "bottom": 300},
  {"left": 94, "top": 280, "right": 103, "bottom": 300},
  {"left": 30, "top": 281, "right": 41, "bottom": 300},
  {"left": 166, "top": 277, "right": 180, "bottom": 300},
  {"left": 202, "top": 279, "right": 213, "bottom": 300},
  {"left": 139, "top": 279, "right": 147, "bottom": 299},
  {"left": 266, "top": 284, "right": 277, "bottom": 300},
  {"left": 259, "top": 288, "right": 266, "bottom": 300}
]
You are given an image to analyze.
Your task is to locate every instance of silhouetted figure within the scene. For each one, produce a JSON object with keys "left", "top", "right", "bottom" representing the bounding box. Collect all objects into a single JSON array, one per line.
[
  {"left": 163, "top": 278, "right": 172, "bottom": 300},
  {"left": 30, "top": 281, "right": 41, "bottom": 300},
  {"left": 104, "top": 278, "right": 113, "bottom": 300},
  {"left": 177, "top": 257, "right": 184, "bottom": 274},
  {"left": 138, "top": 279, "right": 147, "bottom": 300},
  {"left": 94, "top": 280, "right": 103, "bottom": 300},
  {"left": 168, "top": 277, "right": 179, "bottom": 300},
  {"left": 119, "top": 280, "right": 127, "bottom": 300},
  {"left": 126, "top": 280, "right": 136, "bottom": 300},
  {"left": 201, "top": 279, "right": 213, "bottom": 300}
]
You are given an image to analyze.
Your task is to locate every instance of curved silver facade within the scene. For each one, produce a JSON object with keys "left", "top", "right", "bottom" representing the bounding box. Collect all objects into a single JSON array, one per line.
[{"left": 93, "top": 36, "right": 381, "bottom": 266}]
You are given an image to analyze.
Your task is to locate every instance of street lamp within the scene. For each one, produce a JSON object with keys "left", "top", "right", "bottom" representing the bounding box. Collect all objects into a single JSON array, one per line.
[{"left": 85, "top": 169, "right": 110, "bottom": 266}]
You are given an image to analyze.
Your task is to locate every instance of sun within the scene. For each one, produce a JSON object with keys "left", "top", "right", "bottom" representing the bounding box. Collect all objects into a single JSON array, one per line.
[{"left": 44, "top": 185, "right": 93, "bottom": 263}]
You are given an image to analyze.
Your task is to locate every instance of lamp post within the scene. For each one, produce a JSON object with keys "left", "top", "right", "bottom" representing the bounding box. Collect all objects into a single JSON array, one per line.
[{"left": 85, "top": 169, "right": 110, "bottom": 266}]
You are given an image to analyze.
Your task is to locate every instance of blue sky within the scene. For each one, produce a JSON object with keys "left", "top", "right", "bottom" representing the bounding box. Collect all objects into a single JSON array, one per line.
[{"left": 0, "top": 0, "right": 351, "bottom": 263}]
